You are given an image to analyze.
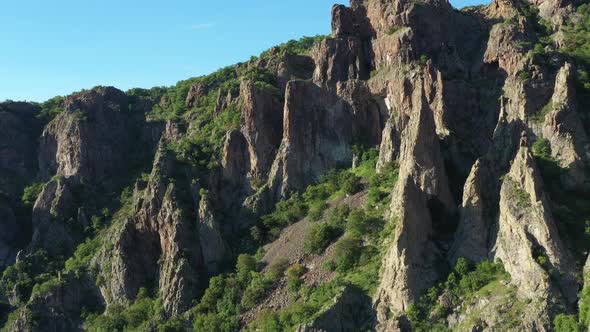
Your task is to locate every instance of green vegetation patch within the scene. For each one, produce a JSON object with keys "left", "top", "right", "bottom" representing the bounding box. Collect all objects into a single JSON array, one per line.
[{"left": 407, "top": 259, "right": 511, "bottom": 332}]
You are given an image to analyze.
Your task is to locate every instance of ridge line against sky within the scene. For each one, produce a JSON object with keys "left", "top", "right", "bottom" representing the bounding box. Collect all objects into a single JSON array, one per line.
[{"left": 0, "top": 0, "right": 488, "bottom": 103}]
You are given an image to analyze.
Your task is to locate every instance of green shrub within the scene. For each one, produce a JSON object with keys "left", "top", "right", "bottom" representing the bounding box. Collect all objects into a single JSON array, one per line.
[
  {"left": 0, "top": 250, "right": 62, "bottom": 305},
  {"left": 259, "top": 35, "right": 327, "bottom": 58},
  {"left": 386, "top": 26, "right": 401, "bottom": 35},
  {"left": 286, "top": 264, "right": 306, "bottom": 292},
  {"left": 64, "top": 236, "right": 102, "bottom": 275},
  {"left": 304, "top": 223, "right": 343, "bottom": 254},
  {"left": 333, "top": 236, "right": 363, "bottom": 272},
  {"left": 241, "top": 273, "right": 271, "bottom": 309},
  {"left": 267, "top": 258, "right": 289, "bottom": 282},
  {"left": 454, "top": 257, "right": 470, "bottom": 277},
  {"left": 248, "top": 309, "right": 282, "bottom": 332},
  {"left": 407, "top": 259, "right": 510, "bottom": 331},
  {"left": 346, "top": 208, "right": 371, "bottom": 236},
  {"left": 554, "top": 314, "right": 581, "bottom": 332},
  {"left": 30, "top": 277, "right": 61, "bottom": 298},
  {"left": 37, "top": 96, "right": 65, "bottom": 124},
  {"left": 308, "top": 200, "right": 327, "bottom": 221},
  {"left": 532, "top": 101, "right": 553, "bottom": 123},
  {"left": 580, "top": 281, "right": 590, "bottom": 329},
  {"left": 322, "top": 260, "right": 336, "bottom": 271},
  {"left": 236, "top": 254, "right": 257, "bottom": 285},
  {"left": 419, "top": 55, "right": 430, "bottom": 66},
  {"left": 341, "top": 173, "right": 362, "bottom": 195},
  {"left": 84, "top": 289, "right": 171, "bottom": 332},
  {"left": 518, "top": 70, "right": 533, "bottom": 82},
  {"left": 532, "top": 138, "right": 552, "bottom": 159},
  {"left": 21, "top": 182, "right": 44, "bottom": 208}
]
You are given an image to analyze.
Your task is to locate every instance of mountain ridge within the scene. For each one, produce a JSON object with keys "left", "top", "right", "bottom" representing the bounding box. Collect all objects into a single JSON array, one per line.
[{"left": 1, "top": 0, "right": 590, "bottom": 330}]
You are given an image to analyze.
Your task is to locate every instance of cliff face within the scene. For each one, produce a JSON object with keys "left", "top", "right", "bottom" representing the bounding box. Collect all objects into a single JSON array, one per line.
[{"left": 2, "top": 0, "right": 590, "bottom": 330}]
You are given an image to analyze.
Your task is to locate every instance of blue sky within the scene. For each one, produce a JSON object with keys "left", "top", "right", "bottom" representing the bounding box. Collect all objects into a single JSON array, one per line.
[{"left": 0, "top": 0, "right": 487, "bottom": 102}]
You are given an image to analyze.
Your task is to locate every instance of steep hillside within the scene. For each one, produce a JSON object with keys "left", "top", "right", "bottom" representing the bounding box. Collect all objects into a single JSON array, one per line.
[{"left": 1, "top": 0, "right": 590, "bottom": 331}]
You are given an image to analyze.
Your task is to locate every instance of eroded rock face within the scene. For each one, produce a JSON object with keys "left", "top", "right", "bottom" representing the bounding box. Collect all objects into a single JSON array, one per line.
[
  {"left": 0, "top": 106, "right": 39, "bottom": 199},
  {"left": 312, "top": 37, "right": 371, "bottom": 85},
  {"left": 39, "top": 87, "right": 146, "bottom": 183},
  {"left": 240, "top": 80, "right": 283, "bottom": 181},
  {"left": 495, "top": 145, "right": 578, "bottom": 310},
  {"left": 337, "top": 80, "right": 385, "bottom": 147},
  {"left": 29, "top": 177, "right": 82, "bottom": 256},
  {"left": 186, "top": 83, "right": 207, "bottom": 108},
  {"left": 375, "top": 65, "right": 454, "bottom": 323},
  {"left": 268, "top": 80, "right": 353, "bottom": 200},
  {"left": 0, "top": 103, "right": 40, "bottom": 269},
  {"left": 541, "top": 63, "right": 589, "bottom": 189},
  {"left": 222, "top": 129, "right": 250, "bottom": 183},
  {"left": 99, "top": 146, "right": 204, "bottom": 316},
  {"left": 31, "top": 87, "right": 160, "bottom": 258},
  {"left": 197, "top": 193, "right": 228, "bottom": 275},
  {"left": 449, "top": 111, "right": 523, "bottom": 263},
  {"left": 0, "top": 200, "right": 22, "bottom": 270},
  {"left": 4, "top": 276, "right": 97, "bottom": 332}
]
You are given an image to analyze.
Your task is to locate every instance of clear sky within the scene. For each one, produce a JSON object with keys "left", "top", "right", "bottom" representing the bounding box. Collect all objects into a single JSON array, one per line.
[{"left": 0, "top": 0, "right": 488, "bottom": 102}]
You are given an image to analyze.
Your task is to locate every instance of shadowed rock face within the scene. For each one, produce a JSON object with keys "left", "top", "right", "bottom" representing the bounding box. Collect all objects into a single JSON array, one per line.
[
  {"left": 0, "top": 103, "right": 40, "bottom": 270},
  {"left": 240, "top": 80, "right": 283, "bottom": 181}
]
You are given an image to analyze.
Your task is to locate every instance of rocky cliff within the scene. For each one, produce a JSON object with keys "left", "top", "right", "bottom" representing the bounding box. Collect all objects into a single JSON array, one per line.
[{"left": 1, "top": 0, "right": 590, "bottom": 331}]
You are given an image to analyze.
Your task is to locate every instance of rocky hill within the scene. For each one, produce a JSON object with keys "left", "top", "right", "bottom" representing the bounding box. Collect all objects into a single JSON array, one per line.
[{"left": 1, "top": 0, "right": 590, "bottom": 331}]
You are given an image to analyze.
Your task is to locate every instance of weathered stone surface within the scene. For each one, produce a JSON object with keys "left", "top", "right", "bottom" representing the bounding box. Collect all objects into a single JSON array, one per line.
[
  {"left": 186, "top": 83, "right": 207, "bottom": 108},
  {"left": 222, "top": 129, "right": 250, "bottom": 183},
  {"left": 98, "top": 146, "right": 204, "bottom": 316},
  {"left": 495, "top": 145, "right": 578, "bottom": 308},
  {"left": 240, "top": 80, "right": 283, "bottom": 181},
  {"left": 331, "top": 4, "right": 356, "bottom": 38},
  {"left": 31, "top": 87, "right": 161, "bottom": 258},
  {"left": 197, "top": 193, "right": 228, "bottom": 275},
  {"left": 268, "top": 80, "right": 353, "bottom": 200},
  {"left": 449, "top": 110, "right": 523, "bottom": 263},
  {"left": 312, "top": 37, "right": 371, "bottom": 85},
  {"left": 337, "top": 80, "right": 385, "bottom": 147},
  {"left": 214, "top": 88, "right": 228, "bottom": 115},
  {"left": 375, "top": 65, "right": 454, "bottom": 324},
  {"left": 483, "top": 19, "right": 531, "bottom": 77},
  {"left": 39, "top": 87, "right": 147, "bottom": 184},
  {"left": 4, "top": 276, "right": 97, "bottom": 332},
  {"left": 541, "top": 63, "right": 589, "bottom": 189},
  {"left": 29, "top": 178, "right": 81, "bottom": 256}
]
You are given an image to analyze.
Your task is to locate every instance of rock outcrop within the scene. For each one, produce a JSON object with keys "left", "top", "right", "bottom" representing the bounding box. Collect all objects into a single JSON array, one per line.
[
  {"left": 268, "top": 80, "right": 353, "bottom": 200},
  {"left": 186, "top": 83, "right": 207, "bottom": 108},
  {"left": 0, "top": 103, "right": 41, "bottom": 269},
  {"left": 495, "top": 144, "right": 578, "bottom": 308},
  {"left": 4, "top": 276, "right": 97, "bottom": 332},
  {"left": 375, "top": 64, "right": 455, "bottom": 324},
  {"left": 3, "top": 0, "right": 590, "bottom": 330},
  {"left": 541, "top": 63, "right": 589, "bottom": 189},
  {"left": 30, "top": 87, "right": 160, "bottom": 257},
  {"left": 98, "top": 145, "right": 204, "bottom": 316},
  {"left": 240, "top": 80, "right": 283, "bottom": 181}
]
